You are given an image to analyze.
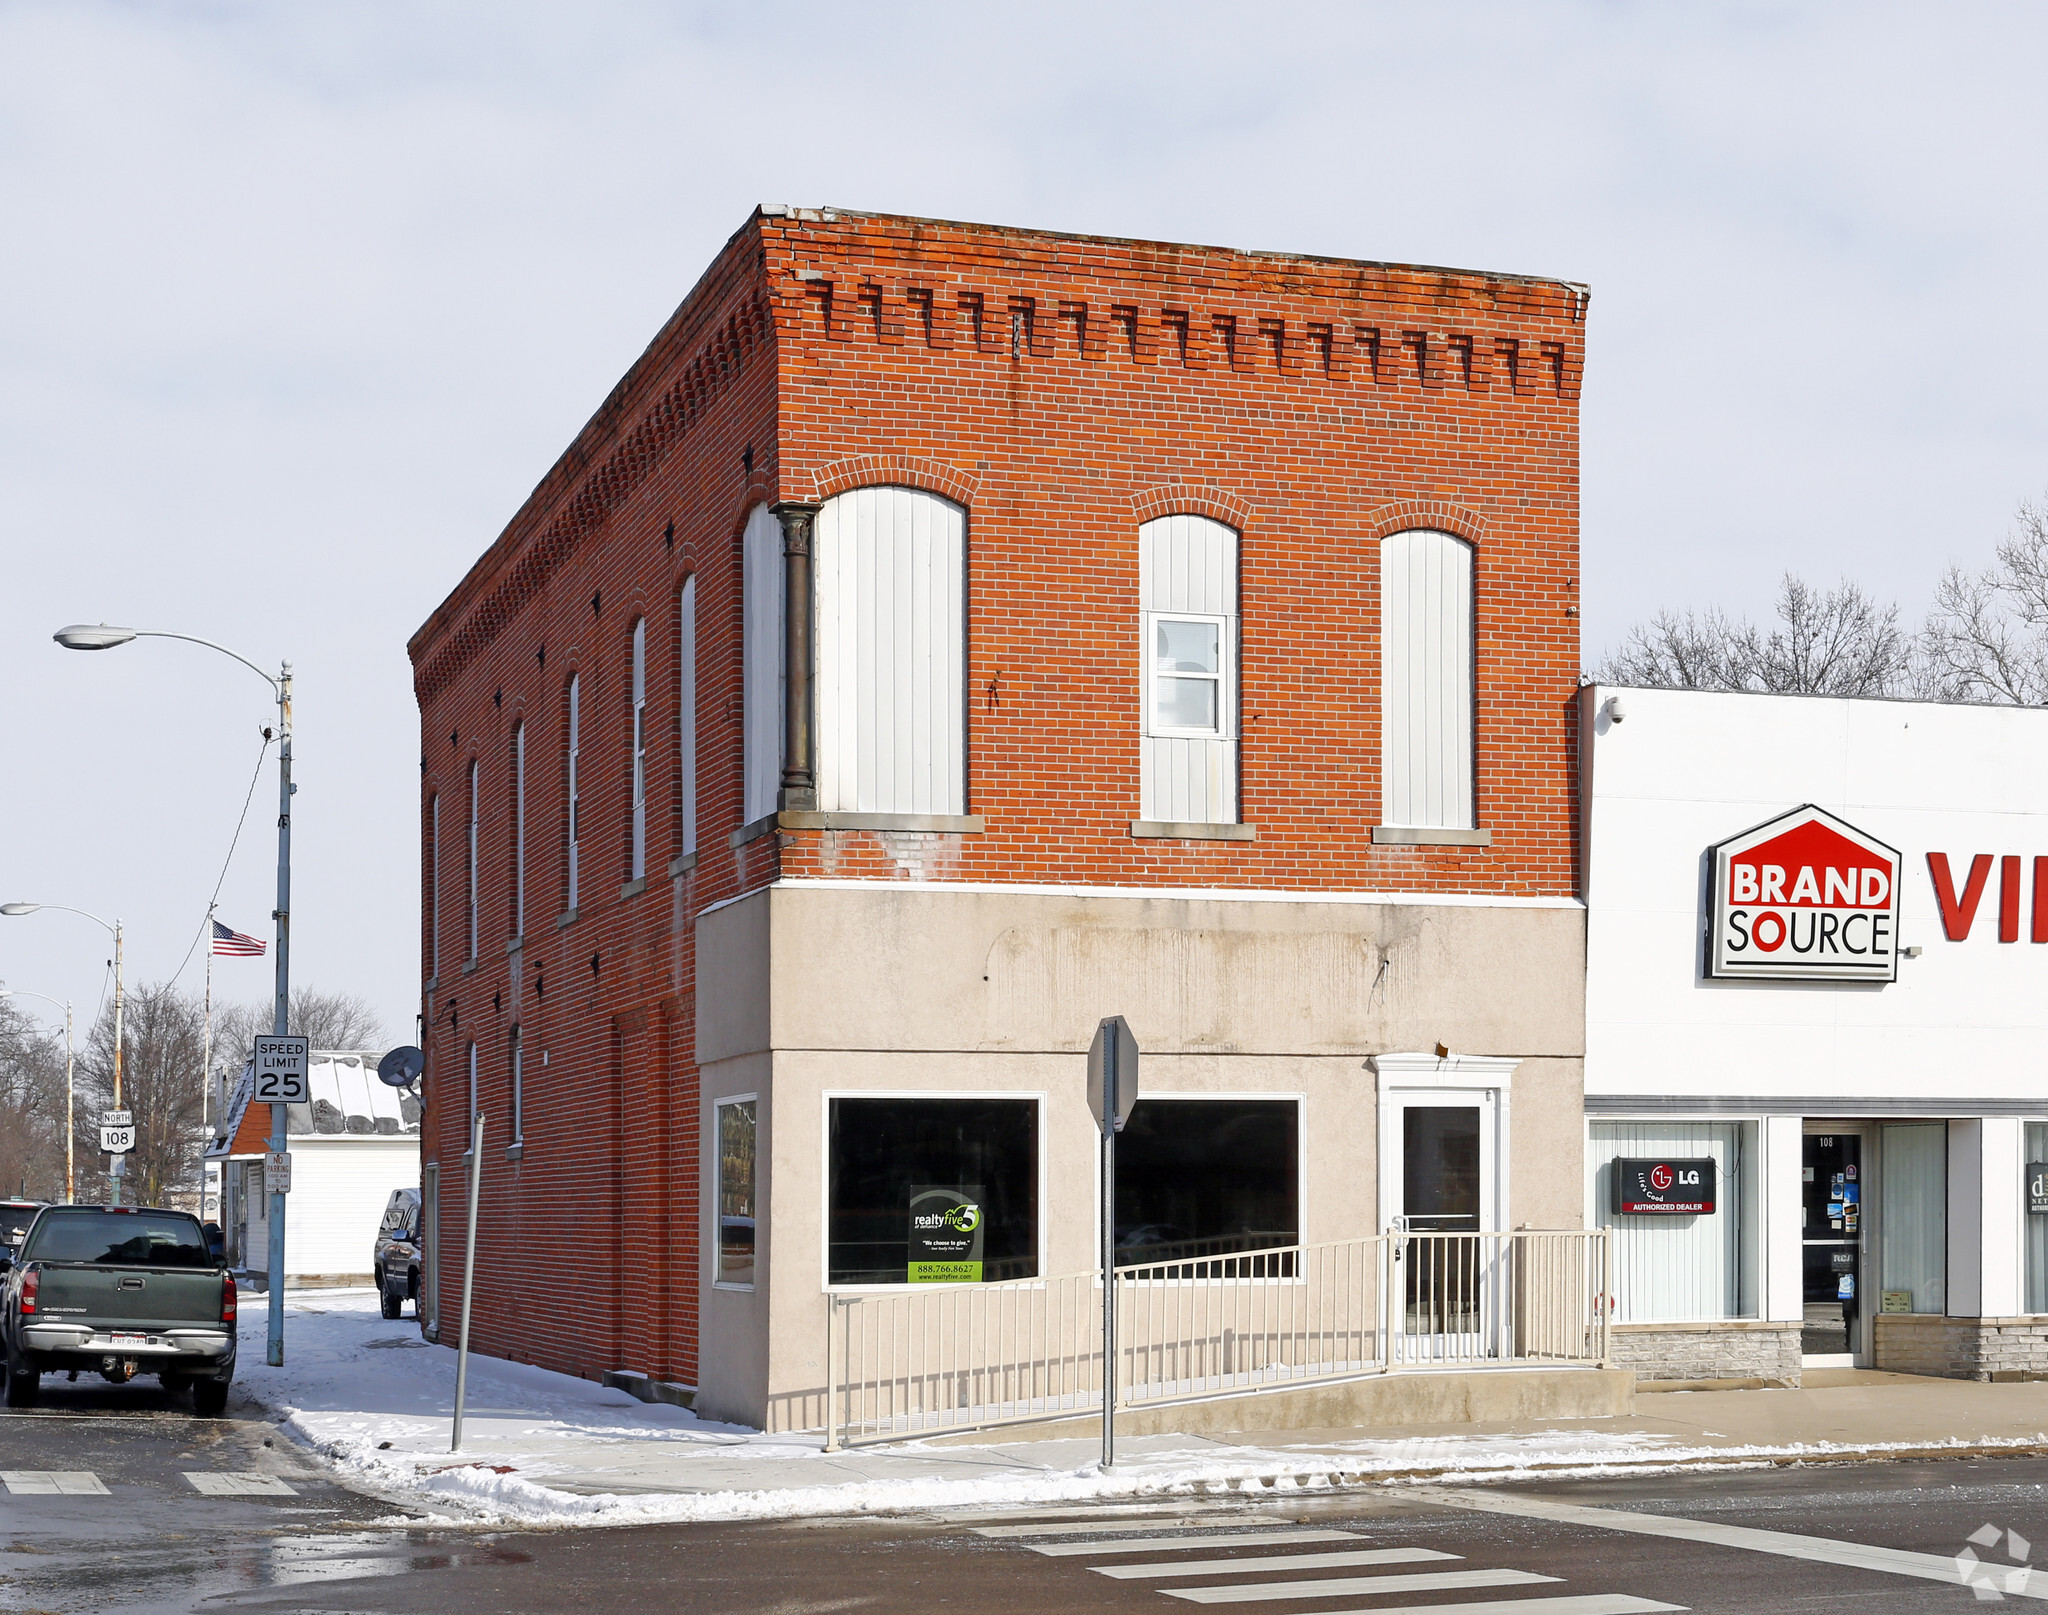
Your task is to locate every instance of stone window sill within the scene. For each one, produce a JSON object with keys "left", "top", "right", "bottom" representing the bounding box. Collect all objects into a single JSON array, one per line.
[
  {"left": 731, "top": 810, "right": 985, "bottom": 847},
  {"left": 459, "top": 958, "right": 479, "bottom": 975},
  {"left": 1371, "top": 825, "right": 1493, "bottom": 847},
  {"left": 619, "top": 877, "right": 648, "bottom": 900},
  {"left": 669, "top": 851, "right": 698, "bottom": 878},
  {"left": 555, "top": 908, "right": 579, "bottom": 930},
  {"left": 505, "top": 935, "right": 524, "bottom": 956},
  {"left": 504, "top": 1143, "right": 524, "bottom": 1162},
  {"left": 1130, "top": 820, "right": 1257, "bottom": 842}
]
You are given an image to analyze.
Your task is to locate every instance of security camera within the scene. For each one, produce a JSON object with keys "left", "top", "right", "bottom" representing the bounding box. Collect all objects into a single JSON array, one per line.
[{"left": 1603, "top": 696, "right": 1626, "bottom": 724}]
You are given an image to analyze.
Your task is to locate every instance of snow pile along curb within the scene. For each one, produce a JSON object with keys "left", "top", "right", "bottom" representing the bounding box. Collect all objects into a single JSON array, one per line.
[{"left": 236, "top": 1291, "right": 2048, "bottom": 1526}]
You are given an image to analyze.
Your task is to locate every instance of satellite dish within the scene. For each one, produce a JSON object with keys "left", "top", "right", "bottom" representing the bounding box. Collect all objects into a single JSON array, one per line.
[{"left": 377, "top": 1046, "right": 426, "bottom": 1088}]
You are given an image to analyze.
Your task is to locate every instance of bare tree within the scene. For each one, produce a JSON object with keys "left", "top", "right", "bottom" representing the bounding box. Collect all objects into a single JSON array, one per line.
[
  {"left": 75, "top": 983, "right": 207, "bottom": 1209},
  {"left": 0, "top": 1001, "right": 69, "bottom": 1201},
  {"left": 1594, "top": 574, "right": 1912, "bottom": 697},
  {"left": 212, "top": 989, "right": 388, "bottom": 1070},
  {"left": 1920, "top": 495, "right": 2048, "bottom": 705}
]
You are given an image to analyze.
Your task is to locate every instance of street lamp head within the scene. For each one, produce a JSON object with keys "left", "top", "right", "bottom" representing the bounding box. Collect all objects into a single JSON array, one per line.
[
  {"left": 53, "top": 623, "right": 138, "bottom": 651},
  {"left": 0, "top": 904, "right": 39, "bottom": 916}
]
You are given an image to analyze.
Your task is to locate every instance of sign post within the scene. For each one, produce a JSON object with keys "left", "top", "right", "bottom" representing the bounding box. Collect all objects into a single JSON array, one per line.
[
  {"left": 253, "top": 1031, "right": 309, "bottom": 1368},
  {"left": 451, "top": 1110, "right": 485, "bottom": 1452},
  {"left": 1086, "top": 1015, "right": 1139, "bottom": 1470}
]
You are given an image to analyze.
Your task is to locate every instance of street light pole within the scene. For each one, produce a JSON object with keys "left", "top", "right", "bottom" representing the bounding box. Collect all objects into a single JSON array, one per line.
[
  {"left": 0, "top": 904, "right": 122, "bottom": 1204},
  {"left": 51, "top": 624, "right": 295, "bottom": 1368},
  {"left": 0, "top": 987, "right": 74, "bottom": 1202}
]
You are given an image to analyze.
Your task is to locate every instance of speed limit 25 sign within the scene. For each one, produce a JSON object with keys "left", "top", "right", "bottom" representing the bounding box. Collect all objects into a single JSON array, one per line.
[{"left": 252, "top": 1035, "right": 312, "bottom": 1104}]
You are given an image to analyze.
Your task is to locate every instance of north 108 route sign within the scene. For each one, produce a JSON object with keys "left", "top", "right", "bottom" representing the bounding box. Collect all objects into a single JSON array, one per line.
[{"left": 1707, "top": 804, "right": 1903, "bottom": 983}]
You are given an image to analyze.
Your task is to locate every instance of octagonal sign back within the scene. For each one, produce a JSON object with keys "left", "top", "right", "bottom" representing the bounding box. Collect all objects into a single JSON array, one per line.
[{"left": 1707, "top": 804, "right": 1902, "bottom": 983}]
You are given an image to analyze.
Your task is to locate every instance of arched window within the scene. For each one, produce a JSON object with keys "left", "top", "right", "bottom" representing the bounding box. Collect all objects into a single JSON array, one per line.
[
  {"left": 742, "top": 505, "right": 783, "bottom": 824},
  {"left": 629, "top": 616, "right": 648, "bottom": 880},
  {"left": 465, "top": 759, "right": 479, "bottom": 962},
  {"left": 511, "top": 723, "right": 526, "bottom": 939},
  {"left": 564, "top": 674, "right": 582, "bottom": 910},
  {"left": 676, "top": 575, "right": 698, "bottom": 858},
  {"left": 1380, "top": 529, "right": 1475, "bottom": 831},
  {"left": 814, "top": 486, "right": 966, "bottom": 815},
  {"left": 1139, "top": 514, "right": 1238, "bottom": 825}
]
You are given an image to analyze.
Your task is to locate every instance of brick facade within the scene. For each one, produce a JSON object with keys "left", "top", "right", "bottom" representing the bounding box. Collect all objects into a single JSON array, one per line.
[
  {"left": 409, "top": 209, "right": 1586, "bottom": 1392},
  {"left": 1611, "top": 1322, "right": 1803, "bottom": 1387}
]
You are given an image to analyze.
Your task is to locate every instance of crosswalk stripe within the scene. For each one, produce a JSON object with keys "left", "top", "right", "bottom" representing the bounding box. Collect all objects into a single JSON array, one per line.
[
  {"left": 1034, "top": 1528, "right": 1361, "bottom": 1556},
  {"left": 1267, "top": 1600, "right": 1684, "bottom": 1615},
  {"left": 975, "top": 1515, "right": 1295, "bottom": 1539},
  {"left": 183, "top": 1472, "right": 298, "bottom": 1497},
  {"left": 0, "top": 1471, "right": 108, "bottom": 1495},
  {"left": 1163, "top": 1567, "right": 1558, "bottom": 1603},
  {"left": 1097, "top": 1547, "right": 1458, "bottom": 1579}
]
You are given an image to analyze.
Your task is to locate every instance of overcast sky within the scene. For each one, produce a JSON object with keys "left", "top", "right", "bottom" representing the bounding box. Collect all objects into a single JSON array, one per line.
[{"left": 3, "top": 1, "right": 2045, "bottom": 1044}]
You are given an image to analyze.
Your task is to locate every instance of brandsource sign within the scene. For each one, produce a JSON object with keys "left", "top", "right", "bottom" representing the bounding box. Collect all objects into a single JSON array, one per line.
[{"left": 1708, "top": 804, "right": 1902, "bottom": 983}]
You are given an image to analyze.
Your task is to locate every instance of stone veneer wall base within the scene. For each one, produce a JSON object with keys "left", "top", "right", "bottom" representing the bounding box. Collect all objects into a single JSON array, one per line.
[
  {"left": 1874, "top": 1314, "right": 2048, "bottom": 1380},
  {"left": 1611, "top": 1321, "right": 1803, "bottom": 1388}
]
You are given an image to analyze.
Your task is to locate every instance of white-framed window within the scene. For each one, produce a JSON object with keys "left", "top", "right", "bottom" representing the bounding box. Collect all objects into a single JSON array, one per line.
[
  {"left": 629, "top": 616, "right": 647, "bottom": 880},
  {"left": 1380, "top": 528, "right": 1475, "bottom": 830},
  {"left": 743, "top": 504, "right": 784, "bottom": 824},
  {"left": 1139, "top": 514, "right": 1238, "bottom": 824},
  {"left": 677, "top": 575, "right": 697, "bottom": 858},
  {"left": 815, "top": 486, "right": 967, "bottom": 815},
  {"left": 465, "top": 1041, "right": 478, "bottom": 1139},
  {"left": 465, "top": 759, "right": 479, "bottom": 962},
  {"left": 825, "top": 1093, "right": 1040, "bottom": 1288},
  {"left": 715, "top": 1095, "right": 757, "bottom": 1287},
  {"left": 565, "top": 674, "right": 581, "bottom": 910},
  {"left": 1111, "top": 1096, "right": 1298, "bottom": 1271},
  {"left": 509, "top": 1026, "right": 524, "bottom": 1146},
  {"left": 1146, "top": 613, "right": 1232, "bottom": 737},
  {"left": 511, "top": 722, "right": 526, "bottom": 939}
]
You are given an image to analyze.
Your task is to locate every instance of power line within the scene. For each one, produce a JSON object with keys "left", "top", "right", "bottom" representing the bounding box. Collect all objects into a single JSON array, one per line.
[{"left": 168, "top": 730, "right": 274, "bottom": 989}]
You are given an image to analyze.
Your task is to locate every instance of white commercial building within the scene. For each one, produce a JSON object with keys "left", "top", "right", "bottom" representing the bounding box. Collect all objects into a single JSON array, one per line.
[
  {"left": 206, "top": 1050, "right": 419, "bottom": 1288},
  {"left": 1585, "top": 684, "right": 2048, "bottom": 1383}
]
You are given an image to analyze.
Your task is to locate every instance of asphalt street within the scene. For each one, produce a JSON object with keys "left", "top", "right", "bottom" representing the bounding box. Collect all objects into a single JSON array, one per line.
[{"left": 8, "top": 1379, "right": 2048, "bottom": 1614}]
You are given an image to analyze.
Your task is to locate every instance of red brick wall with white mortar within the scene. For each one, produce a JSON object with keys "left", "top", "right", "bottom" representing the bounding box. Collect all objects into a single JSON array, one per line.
[{"left": 410, "top": 208, "right": 1586, "bottom": 1391}]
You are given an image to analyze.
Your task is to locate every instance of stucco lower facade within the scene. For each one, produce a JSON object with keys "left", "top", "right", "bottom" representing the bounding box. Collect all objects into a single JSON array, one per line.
[{"left": 691, "top": 880, "right": 1586, "bottom": 1430}]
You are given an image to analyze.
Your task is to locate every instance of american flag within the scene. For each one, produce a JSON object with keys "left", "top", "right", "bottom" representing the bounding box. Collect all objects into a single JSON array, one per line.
[{"left": 211, "top": 920, "right": 267, "bottom": 958}]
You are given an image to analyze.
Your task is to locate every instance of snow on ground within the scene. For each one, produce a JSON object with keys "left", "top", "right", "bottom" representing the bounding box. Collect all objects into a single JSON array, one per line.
[{"left": 232, "top": 1289, "right": 2047, "bottom": 1528}]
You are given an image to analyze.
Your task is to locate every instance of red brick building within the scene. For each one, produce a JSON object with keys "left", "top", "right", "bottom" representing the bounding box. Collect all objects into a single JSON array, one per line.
[{"left": 410, "top": 208, "right": 1590, "bottom": 1428}]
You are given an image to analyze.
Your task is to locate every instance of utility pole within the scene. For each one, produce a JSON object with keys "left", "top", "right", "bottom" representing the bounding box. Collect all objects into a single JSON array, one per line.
[{"left": 267, "top": 663, "right": 293, "bottom": 1367}]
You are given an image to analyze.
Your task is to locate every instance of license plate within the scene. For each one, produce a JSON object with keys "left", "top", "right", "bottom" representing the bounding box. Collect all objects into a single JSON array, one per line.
[{"left": 110, "top": 1333, "right": 146, "bottom": 1347}]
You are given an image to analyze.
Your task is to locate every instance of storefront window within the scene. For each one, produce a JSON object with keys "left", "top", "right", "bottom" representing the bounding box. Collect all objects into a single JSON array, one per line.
[
  {"left": 716, "top": 1098, "right": 757, "bottom": 1287},
  {"left": 2028, "top": 1123, "right": 2048, "bottom": 1315},
  {"left": 1114, "top": 1099, "right": 1299, "bottom": 1268},
  {"left": 828, "top": 1098, "right": 1039, "bottom": 1285},
  {"left": 1878, "top": 1122, "right": 1945, "bottom": 1315},
  {"left": 1590, "top": 1121, "right": 1757, "bottom": 1322}
]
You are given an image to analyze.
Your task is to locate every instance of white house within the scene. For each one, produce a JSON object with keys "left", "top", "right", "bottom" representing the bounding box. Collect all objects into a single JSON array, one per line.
[{"left": 206, "top": 1050, "right": 419, "bottom": 1288}]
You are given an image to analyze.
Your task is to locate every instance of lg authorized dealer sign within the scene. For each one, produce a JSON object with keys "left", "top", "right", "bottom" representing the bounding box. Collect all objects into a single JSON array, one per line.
[{"left": 1708, "top": 804, "right": 1903, "bottom": 983}]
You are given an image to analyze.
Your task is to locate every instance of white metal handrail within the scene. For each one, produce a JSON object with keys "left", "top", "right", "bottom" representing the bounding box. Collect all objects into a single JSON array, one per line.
[{"left": 818, "top": 1227, "right": 1612, "bottom": 1448}]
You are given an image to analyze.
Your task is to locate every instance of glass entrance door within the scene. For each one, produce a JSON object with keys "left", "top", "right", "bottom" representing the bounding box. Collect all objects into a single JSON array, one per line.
[
  {"left": 1392, "top": 1101, "right": 1491, "bottom": 1358},
  {"left": 1802, "top": 1132, "right": 1863, "bottom": 1364}
]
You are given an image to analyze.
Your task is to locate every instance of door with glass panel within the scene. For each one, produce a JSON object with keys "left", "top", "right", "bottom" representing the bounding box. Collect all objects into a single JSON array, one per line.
[
  {"left": 1384, "top": 1093, "right": 1497, "bottom": 1360},
  {"left": 1801, "top": 1131, "right": 1865, "bottom": 1365}
]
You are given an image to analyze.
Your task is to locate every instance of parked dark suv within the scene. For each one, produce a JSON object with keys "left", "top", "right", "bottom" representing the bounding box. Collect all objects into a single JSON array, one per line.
[
  {"left": 373, "top": 1188, "right": 422, "bottom": 1320},
  {"left": 0, "top": 1201, "right": 45, "bottom": 1268}
]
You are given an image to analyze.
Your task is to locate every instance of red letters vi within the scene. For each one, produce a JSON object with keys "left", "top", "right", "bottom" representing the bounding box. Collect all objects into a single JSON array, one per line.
[{"left": 1928, "top": 852, "right": 1994, "bottom": 941}]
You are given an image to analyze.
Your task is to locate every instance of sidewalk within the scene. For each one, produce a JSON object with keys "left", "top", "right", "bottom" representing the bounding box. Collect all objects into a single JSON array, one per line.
[{"left": 240, "top": 1290, "right": 2048, "bottom": 1527}]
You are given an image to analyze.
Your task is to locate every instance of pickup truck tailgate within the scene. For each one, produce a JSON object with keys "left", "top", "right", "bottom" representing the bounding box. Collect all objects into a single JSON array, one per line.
[{"left": 35, "top": 1266, "right": 223, "bottom": 1330}]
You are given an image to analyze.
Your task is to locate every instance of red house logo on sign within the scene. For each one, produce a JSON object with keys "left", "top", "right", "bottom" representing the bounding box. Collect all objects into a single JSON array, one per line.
[{"left": 1708, "top": 805, "right": 1903, "bottom": 983}]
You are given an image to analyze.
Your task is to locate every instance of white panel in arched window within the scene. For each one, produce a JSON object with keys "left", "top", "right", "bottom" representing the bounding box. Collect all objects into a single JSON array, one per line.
[
  {"left": 1380, "top": 529, "right": 1474, "bottom": 830},
  {"left": 815, "top": 486, "right": 966, "bottom": 815},
  {"left": 1140, "top": 514, "right": 1238, "bottom": 824},
  {"left": 743, "top": 504, "right": 784, "bottom": 823},
  {"left": 677, "top": 575, "right": 697, "bottom": 857},
  {"left": 629, "top": 616, "right": 647, "bottom": 880}
]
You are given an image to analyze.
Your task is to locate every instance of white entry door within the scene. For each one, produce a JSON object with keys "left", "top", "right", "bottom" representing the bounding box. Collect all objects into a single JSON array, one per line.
[{"left": 1380, "top": 1085, "right": 1503, "bottom": 1361}]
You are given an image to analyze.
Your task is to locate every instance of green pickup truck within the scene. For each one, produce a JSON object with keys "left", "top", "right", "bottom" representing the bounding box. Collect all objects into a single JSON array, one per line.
[{"left": 1, "top": 1205, "right": 237, "bottom": 1414}]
